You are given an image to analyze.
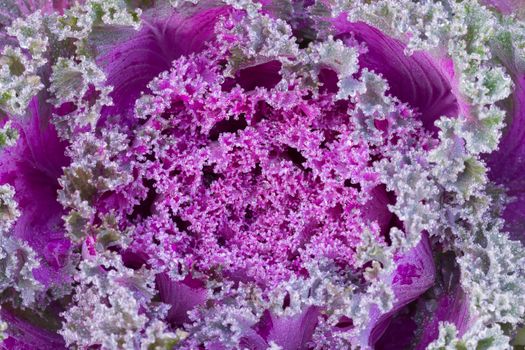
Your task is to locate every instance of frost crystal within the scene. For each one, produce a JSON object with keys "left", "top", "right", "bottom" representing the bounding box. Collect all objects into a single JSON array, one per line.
[
  {"left": 0, "top": 234, "right": 43, "bottom": 307},
  {"left": 49, "top": 57, "right": 113, "bottom": 136},
  {"left": 427, "top": 321, "right": 511, "bottom": 350},
  {"left": 59, "top": 130, "right": 132, "bottom": 241},
  {"left": 343, "top": 0, "right": 449, "bottom": 53},
  {"left": 0, "top": 46, "right": 43, "bottom": 116},
  {"left": 0, "top": 184, "right": 19, "bottom": 232},
  {"left": 0, "top": 9, "right": 49, "bottom": 116},
  {"left": 458, "top": 224, "right": 525, "bottom": 325},
  {"left": 0, "top": 185, "right": 42, "bottom": 307},
  {"left": 49, "top": 58, "right": 106, "bottom": 106},
  {"left": 0, "top": 121, "right": 18, "bottom": 150},
  {"left": 50, "top": 0, "right": 141, "bottom": 42},
  {"left": 60, "top": 253, "right": 156, "bottom": 349},
  {"left": 6, "top": 10, "right": 48, "bottom": 64}
]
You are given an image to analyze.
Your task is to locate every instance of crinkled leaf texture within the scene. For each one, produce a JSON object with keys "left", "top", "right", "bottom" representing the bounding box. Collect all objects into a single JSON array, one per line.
[
  {"left": 367, "top": 234, "right": 436, "bottom": 347},
  {"left": 333, "top": 20, "right": 459, "bottom": 132},
  {"left": 97, "top": 2, "right": 230, "bottom": 125},
  {"left": 487, "top": 61, "right": 525, "bottom": 242},
  {"left": 0, "top": 0, "right": 523, "bottom": 349},
  {"left": 0, "top": 98, "right": 71, "bottom": 288}
]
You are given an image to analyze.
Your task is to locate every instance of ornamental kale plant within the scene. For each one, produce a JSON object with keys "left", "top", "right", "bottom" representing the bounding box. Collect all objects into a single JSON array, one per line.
[{"left": 0, "top": 0, "right": 525, "bottom": 349}]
